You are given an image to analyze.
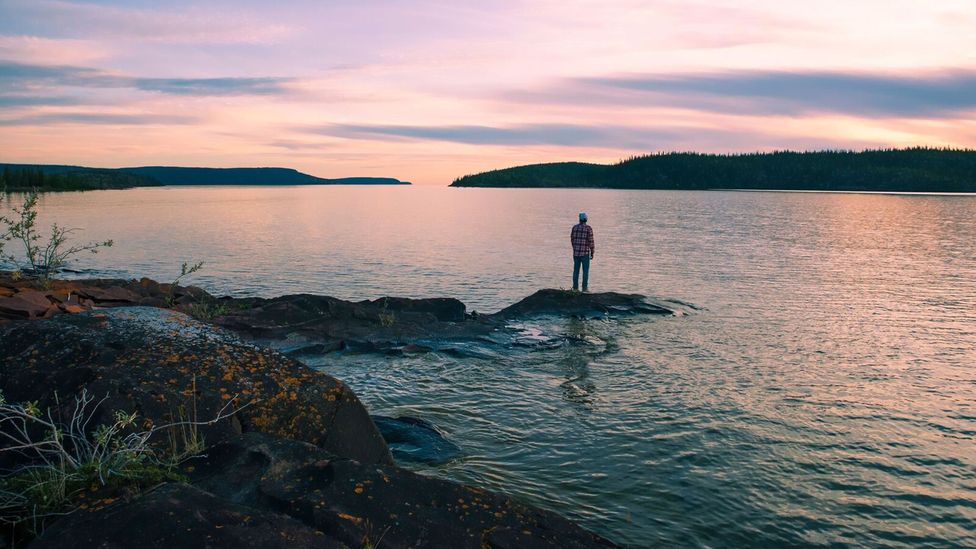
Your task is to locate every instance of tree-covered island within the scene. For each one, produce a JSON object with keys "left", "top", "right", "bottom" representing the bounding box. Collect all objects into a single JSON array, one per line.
[{"left": 450, "top": 148, "right": 976, "bottom": 192}]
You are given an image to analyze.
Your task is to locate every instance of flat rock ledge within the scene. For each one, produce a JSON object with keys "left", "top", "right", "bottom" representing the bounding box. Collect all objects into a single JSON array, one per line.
[
  {"left": 1, "top": 307, "right": 617, "bottom": 548},
  {"left": 0, "top": 274, "right": 680, "bottom": 355}
]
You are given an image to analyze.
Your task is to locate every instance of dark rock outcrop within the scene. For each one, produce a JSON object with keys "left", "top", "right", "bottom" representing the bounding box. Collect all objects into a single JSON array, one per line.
[
  {"left": 0, "top": 274, "right": 493, "bottom": 353},
  {"left": 25, "top": 434, "right": 616, "bottom": 548},
  {"left": 214, "top": 294, "right": 474, "bottom": 342},
  {"left": 372, "top": 415, "right": 464, "bottom": 465},
  {"left": 31, "top": 483, "right": 344, "bottom": 548},
  {"left": 188, "top": 433, "right": 614, "bottom": 548},
  {"left": 0, "top": 307, "right": 392, "bottom": 465},
  {"left": 0, "top": 274, "right": 683, "bottom": 356},
  {"left": 494, "top": 289, "right": 675, "bottom": 319}
]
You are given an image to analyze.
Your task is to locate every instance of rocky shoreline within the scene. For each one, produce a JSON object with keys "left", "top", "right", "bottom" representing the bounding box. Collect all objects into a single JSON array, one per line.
[
  {"left": 0, "top": 274, "right": 679, "bottom": 353},
  {"left": 0, "top": 274, "right": 679, "bottom": 547}
]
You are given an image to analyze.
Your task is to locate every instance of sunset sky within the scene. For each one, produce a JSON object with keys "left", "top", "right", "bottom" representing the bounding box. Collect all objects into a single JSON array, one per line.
[{"left": 1, "top": 0, "right": 974, "bottom": 185}]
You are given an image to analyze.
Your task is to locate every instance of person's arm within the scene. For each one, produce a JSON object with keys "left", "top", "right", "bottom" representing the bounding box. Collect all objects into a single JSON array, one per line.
[{"left": 588, "top": 226, "right": 595, "bottom": 258}]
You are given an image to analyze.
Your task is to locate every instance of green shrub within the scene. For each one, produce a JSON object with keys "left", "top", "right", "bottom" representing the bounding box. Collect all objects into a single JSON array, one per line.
[
  {"left": 0, "top": 192, "right": 112, "bottom": 287},
  {"left": 184, "top": 300, "right": 231, "bottom": 321}
]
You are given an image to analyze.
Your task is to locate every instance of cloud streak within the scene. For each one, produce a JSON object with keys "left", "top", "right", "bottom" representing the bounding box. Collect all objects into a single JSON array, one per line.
[
  {"left": 134, "top": 77, "right": 294, "bottom": 96},
  {"left": 315, "top": 122, "right": 824, "bottom": 151},
  {"left": 0, "top": 95, "right": 81, "bottom": 107},
  {"left": 326, "top": 123, "right": 638, "bottom": 146},
  {"left": 0, "top": 0, "right": 295, "bottom": 45},
  {"left": 504, "top": 70, "right": 976, "bottom": 118},
  {"left": 0, "top": 61, "right": 296, "bottom": 97},
  {"left": 0, "top": 112, "right": 196, "bottom": 126}
]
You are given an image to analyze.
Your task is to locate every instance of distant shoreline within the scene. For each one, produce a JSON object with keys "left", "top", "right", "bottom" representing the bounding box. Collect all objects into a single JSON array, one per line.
[
  {"left": 450, "top": 148, "right": 976, "bottom": 193},
  {"left": 0, "top": 163, "right": 410, "bottom": 192},
  {"left": 448, "top": 186, "right": 976, "bottom": 197}
]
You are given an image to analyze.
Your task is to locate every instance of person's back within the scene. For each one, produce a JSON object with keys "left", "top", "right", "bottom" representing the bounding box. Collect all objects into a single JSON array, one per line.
[{"left": 570, "top": 212, "right": 595, "bottom": 291}]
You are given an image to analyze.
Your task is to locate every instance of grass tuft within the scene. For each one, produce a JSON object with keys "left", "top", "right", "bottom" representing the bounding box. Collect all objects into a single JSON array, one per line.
[{"left": 0, "top": 386, "right": 246, "bottom": 540}]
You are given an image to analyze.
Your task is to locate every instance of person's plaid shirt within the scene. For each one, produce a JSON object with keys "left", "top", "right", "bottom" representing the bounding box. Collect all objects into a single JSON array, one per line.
[{"left": 570, "top": 223, "right": 594, "bottom": 256}]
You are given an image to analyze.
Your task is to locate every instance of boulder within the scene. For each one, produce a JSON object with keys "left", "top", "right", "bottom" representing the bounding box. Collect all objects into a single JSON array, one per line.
[
  {"left": 0, "top": 307, "right": 392, "bottom": 465},
  {"left": 0, "top": 289, "right": 53, "bottom": 319},
  {"left": 493, "top": 289, "right": 675, "bottom": 319},
  {"left": 31, "top": 483, "right": 344, "bottom": 549}
]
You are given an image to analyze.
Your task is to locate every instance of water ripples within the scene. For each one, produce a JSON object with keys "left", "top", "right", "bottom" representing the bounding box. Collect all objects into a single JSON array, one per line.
[{"left": 11, "top": 187, "right": 976, "bottom": 547}]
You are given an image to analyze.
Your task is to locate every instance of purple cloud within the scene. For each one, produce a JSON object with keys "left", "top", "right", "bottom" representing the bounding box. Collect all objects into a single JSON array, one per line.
[
  {"left": 503, "top": 70, "right": 976, "bottom": 118},
  {"left": 0, "top": 61, "right": 295, "bottom": 96}
]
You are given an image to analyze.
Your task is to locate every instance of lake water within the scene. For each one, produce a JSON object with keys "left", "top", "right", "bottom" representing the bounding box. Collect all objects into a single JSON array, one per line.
[{"left": 5, "top": 186, "right": 976, "bottom": 547}]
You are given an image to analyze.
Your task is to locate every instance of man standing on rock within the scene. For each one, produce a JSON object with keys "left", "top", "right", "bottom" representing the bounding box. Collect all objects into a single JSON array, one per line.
[{"left": 571, "top": 212, "right": 595, "bottom": 292}]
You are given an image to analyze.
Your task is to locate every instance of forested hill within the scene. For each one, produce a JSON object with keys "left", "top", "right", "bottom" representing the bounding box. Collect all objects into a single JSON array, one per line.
[
  {"left": 121, "top": 167, "right": 408, "bottom": 186},
  {"left": 0, "top": 164, "right": 410, "bottom": 191},
  {"left": 0, "top": 164, "right": 161, "bottom": 191},
  {"left": 450, "top": 148, "right": 976, "bottom": 192}
]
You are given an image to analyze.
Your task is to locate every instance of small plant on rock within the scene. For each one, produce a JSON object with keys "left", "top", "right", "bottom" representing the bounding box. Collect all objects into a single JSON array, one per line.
[
  {"left": 0, "top": 193, "right": 7, "bottom": 259},
  {"left": 183, "top": 300, "right": 231, "bottom": 322},
  {"left": 377, "top": 298, "right": 396, "bottom": 328},
  {"left": 0, "top": 387, "right": 245, "bottom": 539},
  {"left": 165, "top": 261, "right": 204, "bottom": 306}
]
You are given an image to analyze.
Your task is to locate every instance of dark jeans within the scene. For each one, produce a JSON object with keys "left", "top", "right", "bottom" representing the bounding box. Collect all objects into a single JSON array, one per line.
[{"left": 573, "top": 255, "right": 590, "bottom": 291}]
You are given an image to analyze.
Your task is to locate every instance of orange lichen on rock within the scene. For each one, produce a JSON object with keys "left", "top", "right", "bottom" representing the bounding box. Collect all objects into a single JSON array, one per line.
[{"left": 337, "top": 513, "right": 363, "bottom": 524}]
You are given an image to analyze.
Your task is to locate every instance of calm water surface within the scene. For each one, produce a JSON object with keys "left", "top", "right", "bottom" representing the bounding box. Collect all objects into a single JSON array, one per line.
[{"left": 7, "top": 187, "right": 976, "bottom": 547}]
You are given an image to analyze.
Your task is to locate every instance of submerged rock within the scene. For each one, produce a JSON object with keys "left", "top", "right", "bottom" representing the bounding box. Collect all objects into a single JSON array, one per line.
[
  {"left": 493, "top": 289, "right": 675, "bottom": 319},
  {"left": 372, "top": 415, "right": 464, "bottom": 465}
]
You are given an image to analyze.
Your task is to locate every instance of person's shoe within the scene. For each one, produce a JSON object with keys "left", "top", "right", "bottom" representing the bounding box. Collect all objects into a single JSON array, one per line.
[{"left": 582, "top": 288, "right": 589, "bottom": 293}]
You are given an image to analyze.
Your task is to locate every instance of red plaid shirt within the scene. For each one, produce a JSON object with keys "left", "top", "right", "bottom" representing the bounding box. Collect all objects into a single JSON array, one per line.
[{"left": 570, "top": 222, "right": 594, "bottom": 256}]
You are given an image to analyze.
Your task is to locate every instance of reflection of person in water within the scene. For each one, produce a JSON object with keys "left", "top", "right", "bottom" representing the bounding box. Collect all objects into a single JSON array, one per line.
[{"left": 561, "top": 317, "right": 596, "bottom": 406}]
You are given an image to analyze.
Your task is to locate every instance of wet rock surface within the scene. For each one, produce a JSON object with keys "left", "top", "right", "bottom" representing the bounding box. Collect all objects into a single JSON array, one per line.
[{"left": 31, "top": 483, "right": 345, "bottom": 549}]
